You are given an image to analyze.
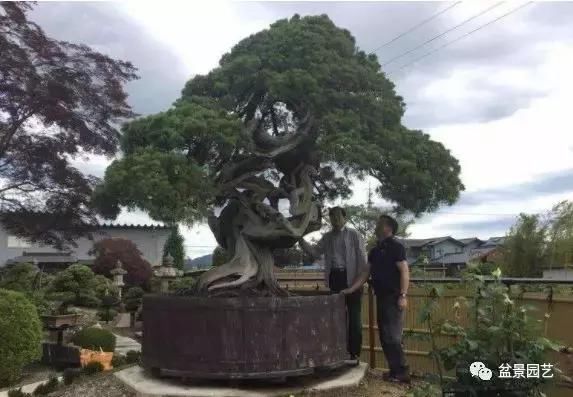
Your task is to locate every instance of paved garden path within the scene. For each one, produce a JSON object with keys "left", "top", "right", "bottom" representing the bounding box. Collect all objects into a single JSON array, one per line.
[
  {"left": 0, "top": 376, "right": 63, "bottom": 397},
  {"left": 114, "top": 333, "right": 141, "bottom": 355}
]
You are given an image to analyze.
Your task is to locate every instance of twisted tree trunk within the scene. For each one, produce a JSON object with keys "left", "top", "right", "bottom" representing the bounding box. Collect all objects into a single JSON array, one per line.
[{"left": 197, "top": 164, "right": 320, "bottom": 296}]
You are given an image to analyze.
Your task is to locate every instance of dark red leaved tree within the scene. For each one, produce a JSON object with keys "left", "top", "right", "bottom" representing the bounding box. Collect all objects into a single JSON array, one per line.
[
  {"left": 91, "top": 238, "right": 152, "bottom": 288},
  {"left": 0, "top": 3, "right": 138, "bottom": 247}
]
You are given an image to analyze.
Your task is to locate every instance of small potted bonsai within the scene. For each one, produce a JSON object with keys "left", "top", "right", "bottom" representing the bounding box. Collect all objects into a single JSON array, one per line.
[{"left": 72, "top": 326, "right": 116, "bottom": 370}]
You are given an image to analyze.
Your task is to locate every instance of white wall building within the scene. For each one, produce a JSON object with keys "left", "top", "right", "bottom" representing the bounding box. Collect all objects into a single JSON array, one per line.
[{"left": 0, "top": 222, "right": 171, "bottom": 268}]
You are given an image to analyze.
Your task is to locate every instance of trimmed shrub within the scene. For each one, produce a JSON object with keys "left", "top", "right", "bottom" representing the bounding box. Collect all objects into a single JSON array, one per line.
[
  {"left": 62, "top": 368, "right": 81, "bottom": 385},
  {"left": 111, "top": 354, "right": 127, "bottom": 368},
  {"left": 0, "top": 289, "right": 42, "bottom": 387},
  {"left": 48, "top": 264, "right": 101, "bottom": 308},
  {"left": 125, "top": 350, "right": 141, "bottom": 364},
  {"left": 71, "top": 327, "right": 116, "bottom": 352},
  {"left": 33, "top": 377, "right": 60, "bottom": 396},
  {"left": 81, "top": 361, "right": 104, "bottom": 375}
]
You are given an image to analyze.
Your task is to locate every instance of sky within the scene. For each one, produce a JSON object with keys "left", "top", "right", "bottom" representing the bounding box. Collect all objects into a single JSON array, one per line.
[{"left": 28, "top": 1, "right": 573, "bottom": 259}]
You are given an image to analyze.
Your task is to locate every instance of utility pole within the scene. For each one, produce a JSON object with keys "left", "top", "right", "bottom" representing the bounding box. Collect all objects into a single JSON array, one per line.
[{"left": 366, "top": 182, "right": 373, "bottom": 210}]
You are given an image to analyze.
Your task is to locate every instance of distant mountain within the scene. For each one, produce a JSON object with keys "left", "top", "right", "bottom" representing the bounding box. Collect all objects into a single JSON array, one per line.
[{"left": 184, "top": 254, "right": 212, "bottom": 270}]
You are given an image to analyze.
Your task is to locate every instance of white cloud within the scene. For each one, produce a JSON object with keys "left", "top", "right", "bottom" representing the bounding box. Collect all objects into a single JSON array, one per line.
[
  {"left": 61, "top": 2, "right": 573, "bottom": 249},
  {"left": 118, "top": 1, "right": 273, "bottom": 76}
]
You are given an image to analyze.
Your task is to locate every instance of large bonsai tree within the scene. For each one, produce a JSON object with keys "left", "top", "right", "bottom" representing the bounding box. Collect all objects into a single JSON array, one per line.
[{"left": 94, "top": 15, "right": 464, "bottom": 296}]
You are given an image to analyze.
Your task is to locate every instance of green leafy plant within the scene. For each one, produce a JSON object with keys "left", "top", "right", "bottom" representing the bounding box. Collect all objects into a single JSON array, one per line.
[
  {"left": 419, "top": 271, "right": 561, "bottom": 396},
  {"left": 48, "top": 264, "right": 101, "bottom": 308},
  {"left": 32, "top": 377, "right": 60, "bottom": 396},
  {"left": 81, "top": 361, "right": 104, "bottom": 375},
  {"left": 169, "top": 277, "right": 196, "bottom": 292},
  {"left": 98, "top": 289, "right": 119, "bottom": 324},
  {"left": 124, "top": 287, "right": 144, "bottom": 327},
  {"left": 125, "top": 350, "right": 141, "bottom": 364},
  {"left": 163, "top": 226, "right": 186, "bottom": 269},
  {"left": 97, "top": 308, "right": 118, "bottom": 323},
  {"left": 111, "top": 354, "right": 127, "bottom": 368},
  {"left": 0, "top": 289, "right": 43, "bottom": 387},
  {"left": 72, "top": 327, "right": 116, "bottom": 352}
]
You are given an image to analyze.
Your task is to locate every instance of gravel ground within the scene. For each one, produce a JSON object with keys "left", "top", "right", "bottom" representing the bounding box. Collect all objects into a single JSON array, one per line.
[
  {"left": 34, "top": 369, "right": 412, "bottom": 397},
  {"left": 49, "top": 373, "right": 135, "bottom": 397},
  {"left": 301, "top": 370, "right": 414, "bottom": 397}
]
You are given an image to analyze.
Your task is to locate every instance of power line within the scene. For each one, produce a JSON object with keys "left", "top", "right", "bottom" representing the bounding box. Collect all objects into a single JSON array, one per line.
[
  {"left": 386, "top": 1, "right": 533, "bottom": 75},
  {"left": 370, "top": 2, "right": 462, "bottom": 53},
  {"left": 381, "top": 1, "right": 504, "bottom": 67},
  {"left": 437, "top": 212, "right": 518, "bottom": 217}
]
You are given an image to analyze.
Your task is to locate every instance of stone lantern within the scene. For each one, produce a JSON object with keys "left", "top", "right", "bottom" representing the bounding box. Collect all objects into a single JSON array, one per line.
[
  {"left": 111, "top": 259, "right": 128, "bottom": 299},
  {"left": 154, "top": 254, "right": 182, "bottom": 293}
]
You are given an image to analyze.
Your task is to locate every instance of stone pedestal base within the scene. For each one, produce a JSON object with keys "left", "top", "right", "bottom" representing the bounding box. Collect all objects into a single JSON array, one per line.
[{"left": 115, "top": 363, "right": 367, "bottom": 397}]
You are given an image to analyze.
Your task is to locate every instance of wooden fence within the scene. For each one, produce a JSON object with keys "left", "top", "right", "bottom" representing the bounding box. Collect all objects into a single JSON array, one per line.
[{"left": 277, "top": 270, "right": 573, "bottom": 393}]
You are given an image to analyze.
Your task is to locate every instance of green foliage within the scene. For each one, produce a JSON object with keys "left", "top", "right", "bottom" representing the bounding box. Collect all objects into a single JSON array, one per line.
[
  {"left": 111, "top": 354, "right": 127, "bottom": 368},
  {"left": 462, "top": 260, "right": 499, "bottom": 276},
  {"left": 94, "top": 14, "right": 463, "bottom": 225},
  {"left": 97, "top": 308, "right": 118, "bottom": 323},
  {"left": 94, "top": 275, "right": 119, "bottom": 302},
  {"left": 62, "top": 368, "right": 81, "bottom": 385},
  {"left": 169, "top": 277, "right": 196, "bottom": 292},
  {"left": 124, "top": 287, "right": 145, "bottom": 312},
  {"left": 125, "top": 350, "right": 141, "bottom": 364},
  {"left": 503, "top": 214, "right": 547, "bottom": 277},
  {"left": 406, "top": 382, "right": 441, "bottom": 397},
  {"left": 33, "top": 377, "right": 60, "bottom": 396},
  {"left": 163, "top": 226, "right": 186, "bottom": 269},
  {"left": 419, "top": 272, "right": 560, "bottom": 396},
  {"left": 344, "top": 204, "right": 414, "bottom": 249},
  {"left": 7, "top": 388, "right": 31, "bottom": 397},
  {"left": 546, "top": 200, "right": 573, "bottom": 267},
  {"left": 0, "top": 264, "right": 55, "bottom": 316},
  {"left": 49, "top": 264, "right": 101, "bottom": 308},
  {"left": 72, "top": 327, "right": 116, "bottom": 353},
  {"left": 212, "top": 246, "right": 231, "bottom": 267},
  {"left": 81, "top": 361, "right": 104, "bottom": 375},
  {"left": 0, "top": 289, "right": 42, "bottom": 387},
  {"left": 0, "top": 263, "right": 40, "bottom": 292}
]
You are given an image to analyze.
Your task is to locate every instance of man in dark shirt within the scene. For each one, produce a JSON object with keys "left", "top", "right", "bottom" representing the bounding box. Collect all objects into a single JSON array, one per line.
[{"left": 342, "top": 214, "right": 410, "bottom": 383}]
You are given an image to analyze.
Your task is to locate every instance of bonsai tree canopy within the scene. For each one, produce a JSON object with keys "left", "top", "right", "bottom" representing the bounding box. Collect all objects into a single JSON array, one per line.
[{"left": 94, "top": 15, "right": 463, "bottom": 296}]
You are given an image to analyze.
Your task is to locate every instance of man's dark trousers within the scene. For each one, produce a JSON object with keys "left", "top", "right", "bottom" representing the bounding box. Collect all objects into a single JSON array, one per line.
[
  {"left": 329, "top": 269, "right": 362, "bottom": 358},
  {"left": 376, "top": 293, "right": 407, "bottom": 375}
]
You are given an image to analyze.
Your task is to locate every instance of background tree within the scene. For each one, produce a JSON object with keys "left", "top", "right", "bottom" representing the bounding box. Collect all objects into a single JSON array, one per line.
[
  {"left": 545, "top": 200, "right": 573, "bottom": 269},
  {"left": 91, "top": 238, "right": 153, "bottom": 288},
  {"left": 344, "top": 204, "right": 413, "bottom": 249},
  {"left": 94, "top": 15, "right": 463, "bottom": 295},
  {"left": 0, "top": 3, "right": 137, "bottom": 247},
  {"left": 212, "top": 246, "right": 232, "bottom": 267},
  {"left": 163, "top": 226, "right": 185, "bottom": 269},
  {"left": 502, "top": 214, "right": 547, "bottom": 277},
  {"left": 0, "top": 262, "right": 40, "bottom": 292},
  {"left": 273, "top": 246, "right": 303, "bottom": 267}
]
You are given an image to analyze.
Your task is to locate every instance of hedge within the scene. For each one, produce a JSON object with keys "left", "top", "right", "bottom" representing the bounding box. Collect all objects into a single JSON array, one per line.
[{"left": 0, "top": 289, "right": 42, "bottom": 386}]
